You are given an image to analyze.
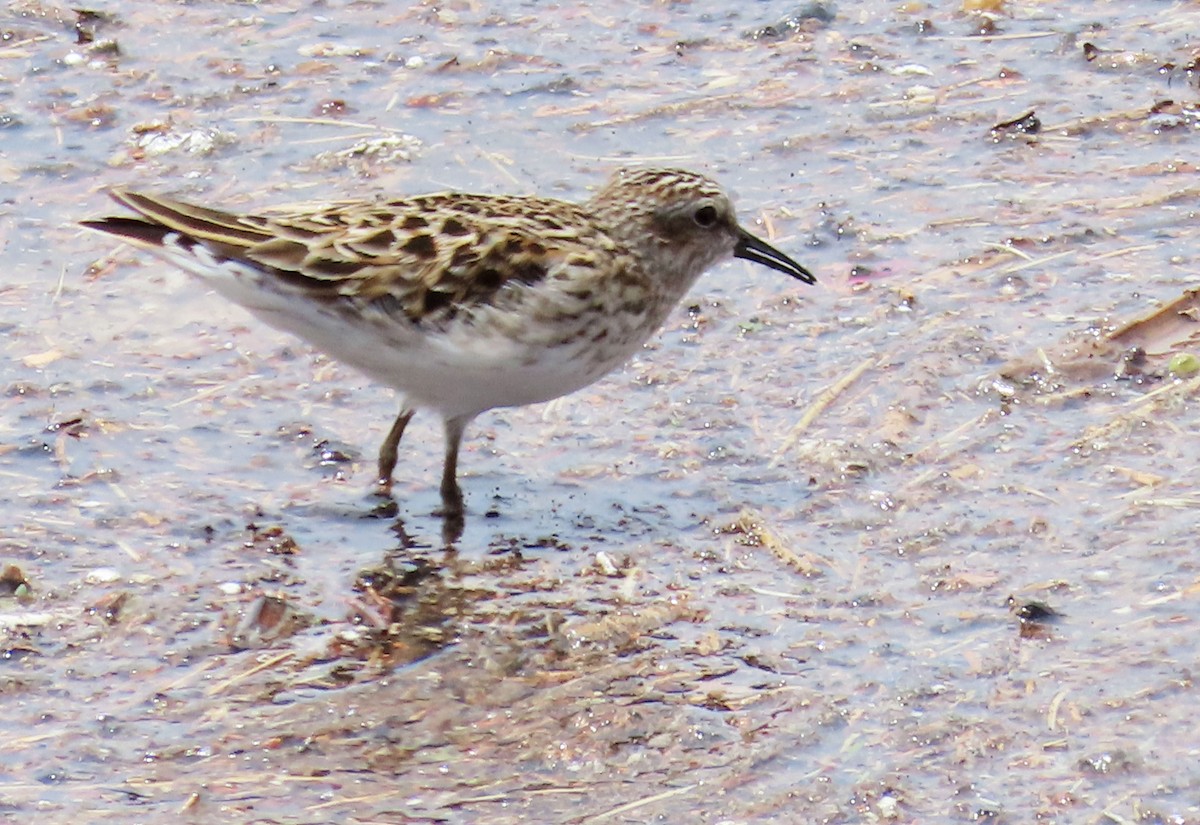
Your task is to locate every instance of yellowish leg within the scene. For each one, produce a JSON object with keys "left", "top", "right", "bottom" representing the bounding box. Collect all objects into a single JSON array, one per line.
[
  {"left": 375, "top": 407, "right": 415, "bottom": 493},
  {"left": 438, "top": 416, "right": 470, "bottom": 518}
]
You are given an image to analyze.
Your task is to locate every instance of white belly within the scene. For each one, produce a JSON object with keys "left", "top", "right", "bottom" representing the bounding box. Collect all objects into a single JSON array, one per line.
[{"left": 240, "top": 291, "right": 643, "bottom": 418}]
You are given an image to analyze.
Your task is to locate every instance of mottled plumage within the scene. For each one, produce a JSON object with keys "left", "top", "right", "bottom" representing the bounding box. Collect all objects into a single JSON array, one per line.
[{"left": 82, "top": 167, "right": 815, "bottom": 527}]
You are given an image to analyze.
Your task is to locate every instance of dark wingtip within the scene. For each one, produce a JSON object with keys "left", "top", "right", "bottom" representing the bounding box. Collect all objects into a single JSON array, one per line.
[{"left": 80, "top": 215, "right": 172, "bottom": 247}]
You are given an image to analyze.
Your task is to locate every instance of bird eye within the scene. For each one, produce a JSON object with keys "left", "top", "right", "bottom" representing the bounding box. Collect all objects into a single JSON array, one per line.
[{"left": 693, "top": 205, "right": 719, "bottom": 228}]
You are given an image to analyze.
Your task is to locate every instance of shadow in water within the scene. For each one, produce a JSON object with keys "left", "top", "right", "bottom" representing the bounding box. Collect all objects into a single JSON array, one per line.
[{"left": 364, "top": 489, "right": 465, "bottom": 547}]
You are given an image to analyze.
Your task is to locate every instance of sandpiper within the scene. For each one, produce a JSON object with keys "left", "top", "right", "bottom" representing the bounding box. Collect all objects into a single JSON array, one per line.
[{"left": 83, "top": 167, "right": 815, "bottom": 523}]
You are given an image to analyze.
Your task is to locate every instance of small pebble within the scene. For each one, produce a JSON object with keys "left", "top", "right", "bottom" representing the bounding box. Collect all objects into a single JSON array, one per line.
[
  {"left": 86, "top": 567, "right": 121, "bottom": 584},
  {"left": 1167, "top": 352, "right": 1199, "bottom": 377},
  {"left": 594, "top": 551, "right": 620, "bottom": 576}
]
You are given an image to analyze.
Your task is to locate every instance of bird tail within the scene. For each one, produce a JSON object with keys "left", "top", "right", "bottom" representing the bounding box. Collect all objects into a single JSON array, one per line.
[{"left": 80, "top": 190, "right": 271, "bottom": 252}]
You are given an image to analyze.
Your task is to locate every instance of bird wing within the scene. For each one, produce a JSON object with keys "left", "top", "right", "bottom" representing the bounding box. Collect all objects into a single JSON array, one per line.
[{"left": 83, "top": 189, "right": 618, "bottom": 325}]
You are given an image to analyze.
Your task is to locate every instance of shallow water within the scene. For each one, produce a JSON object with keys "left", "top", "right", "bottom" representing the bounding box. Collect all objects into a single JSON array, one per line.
[{"left": 2, "top": 1, "right": 1199, "bottom": 822}]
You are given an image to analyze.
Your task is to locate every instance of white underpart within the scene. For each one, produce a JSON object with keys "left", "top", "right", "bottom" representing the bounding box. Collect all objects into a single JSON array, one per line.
[{"left": 151, "top": 232, "right": 649, "bottom": 420}]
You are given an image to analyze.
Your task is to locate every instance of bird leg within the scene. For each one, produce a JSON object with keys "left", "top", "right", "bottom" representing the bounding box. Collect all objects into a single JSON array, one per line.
[
  {"left": 375, "top": 407, "right": 415, "bottom": 493},
  {"left": 438, "top": 416, "right": 470, "bottom": 518}
]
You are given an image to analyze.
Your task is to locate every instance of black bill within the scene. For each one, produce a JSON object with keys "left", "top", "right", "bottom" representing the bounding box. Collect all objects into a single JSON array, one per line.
[{"left": 734, "top": 227, "right": 816, "bottom": 284}]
